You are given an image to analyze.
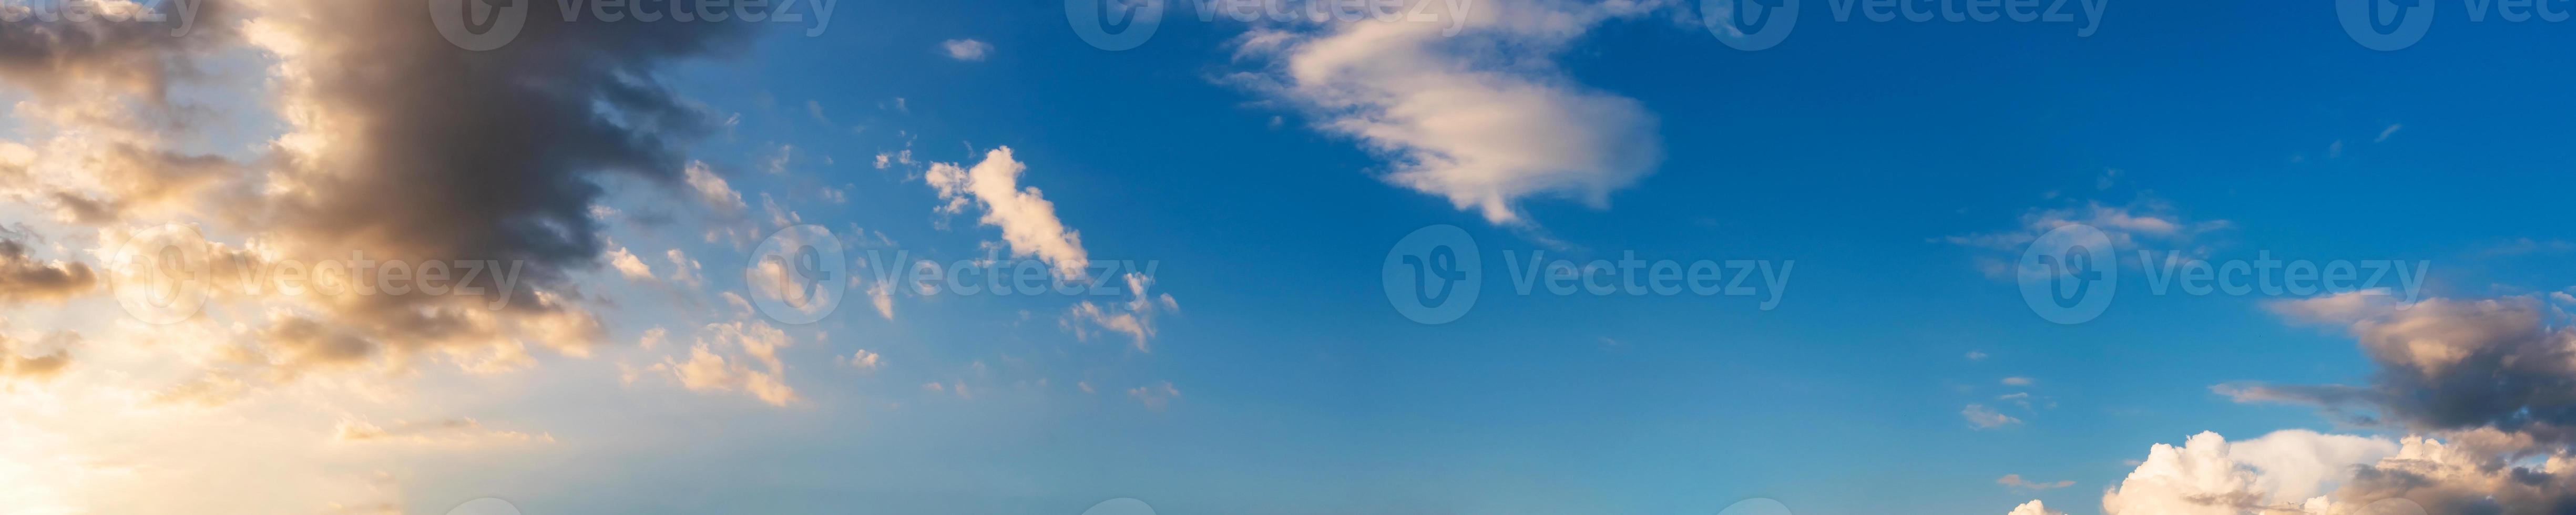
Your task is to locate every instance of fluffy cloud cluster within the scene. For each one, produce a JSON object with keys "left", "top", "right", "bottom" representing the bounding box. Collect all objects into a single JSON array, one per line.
[
  {"left": 636, "top": 321, "right": 801, "bottom": 406},
  {"left": 1065, "top": 272, "right": 1179, "bottom": 353},
  {"left": 0, "top": 236, "right": 97, "bottom": 303},
  {"left": 1234, "top": 0, "right": 1668, "bottom": 224},
  {"left": 0, "top": 0, "right": 754, "bottom": 400},
  {"left": 2230, "top": 293, "right": 2576, "bottom": 443},
  {"left": 2016, "top": 292, "right": 2576, "bottom": 514},
  {"left": 926, "top": 147, "right": 1091, "bottom": 279}
]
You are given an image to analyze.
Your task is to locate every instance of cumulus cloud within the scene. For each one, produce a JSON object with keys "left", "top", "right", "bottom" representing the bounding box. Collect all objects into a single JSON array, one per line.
[
  {"left": 641, "top": 321, "right": 799, "bottom": 406},
  {"left": 2226, "top": 293, "right": 2576, "bottom": 444},
  {"left": 1233, "top": 0, "right": 1669, "bottom": 224},
  {"left": 925, "top": 147, "right": 1090, "bottom": 279},
  {"left": 0, "top": 236, "right": 97, "bottom": 303},
  {"left": 1065, "top": 272, "right": 1178, "bottom": 352},
  {"left": 2005, "top": 500, "right": 2063, "bottom": 515},
  {"left": 2099, "top": 430, "right": 2399, "bottom": 515},
  {"left": 604, "top": 247, "right": 656, "bottom": 280},
  {"left": 940, "top": 38, "right": 992, "bottom": 61}
]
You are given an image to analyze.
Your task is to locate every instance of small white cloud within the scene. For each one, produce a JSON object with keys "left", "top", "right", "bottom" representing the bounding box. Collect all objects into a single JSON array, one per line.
[
  {"left": 1128, "top": 380, "right": 1180, "bottom": 410},
  {"left": 605, "top": 248, "right": 655, "bottom": 281},
  {"left": 1967, "top": 351, "right": 1988, "bottom": 361},
  {"left": 1964, "top": 404, "right": 2022, "bottom": 429},
  {"left": 844, "top": 349, "right": 883, "bottom": 370},
  {"left": 941, "top": 39, "right": 994, "bottom": 61},
  {"left": 2376, "top": 123, "right": 2403, "bottom": 143},
  {"left": 926, "top": 147, "right": 1090, "bottom": 279},
  {"left": 2001, "top": 376, "right": 2034, "bottom": 386},
  {"left": 1996, "top": 473, "right": 2073, "bottom": 490}
]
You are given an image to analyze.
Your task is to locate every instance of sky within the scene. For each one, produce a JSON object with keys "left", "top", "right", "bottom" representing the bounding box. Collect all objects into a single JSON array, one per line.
[{"left": 1, "top": 1, "right": 2574, "bottom": 514}]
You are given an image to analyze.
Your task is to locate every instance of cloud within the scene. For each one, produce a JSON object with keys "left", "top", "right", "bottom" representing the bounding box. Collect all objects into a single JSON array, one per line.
[
  {"left": 844, "top": 349, "right": 882, "bottom": 370},
  {"left": 2376, "top": 123, "right": 2403, "bottom": 143},
  {"left": 941, "top": 38, "right": 993, "bottom": 61},
  {"left": 0, "top": 325, "right": 76, "bottom": 385},
  {"left": 926, "top": 147, "right": 1090, "bottom": 279},
  {"left": 332, "top": 417, "right": 550, "bottom": 445},
  {"left": 1998, "top": 474, "right": 2074, "bottom": 490},
  {"left": 641, "top": 321, "right": 799, "bottom": 406},
  {"left": 684, "top": 161, "right": 750, "bottom": 214},
  {"left": 2004, "top": 500, "right": 2062, "bottom": 515},
  {"left": 0, "top": 236, "right": 97, "bottom": 303},
  {"left": 2099, "top": 430, "right": 2397, "bottom": 515},
  {"left": 1946, "top": 197, "right": 2229, "bottom": 279},
  {"left": 1065, "top": 272, "right": 1179, "bottom": 352},
  {"left": 1232, "top": 0, "right": 1669, "bottom": 225},
  {"left": 1964, "top": 404, "right": 2022, "bottom": 429},
  {"left": 604, "top": 247, "right": 655, "bottom": 280},
  {"left": 2230, "top": 293, "right": 2576, "bottom": 444},
  {"left": 2002, "top": 376, "right": 2034, "bottom": 386},
  {"left": 1128, "top": 380, "right": 1180, "bottom": 410}
]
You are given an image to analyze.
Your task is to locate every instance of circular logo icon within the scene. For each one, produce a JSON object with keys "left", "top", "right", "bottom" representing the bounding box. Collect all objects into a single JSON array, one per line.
[
  {"left": 431, "top": 0, "right": 529, "bottom": 52},
  {"left": 1067, "top": 0, "right": 1163, "bottom": 51},
  {"left": 2018, "top": 223, "right": 2118, "bottom": 325},
  {"left": 1383, "top": 224, "right": 1480, "bottom": 325},
  {"left": 1718, "top": 498, "right": 1794, "bottom": 515},
  {"left": 445, "top": 498, "right": 523, "bottom": 515},
  {"left": 1704, "top": 0, "right": 1799, "bottom": 51},
  {"left": 748, "top": 224, "right": 847, "bottom": 325},
  {"left": 2338, "top": 0, "right": 2434, "bottom": 51},
  {"left": 1078, "top": 498, "right": 1157, "bottom": 515},
  {"left": 107, "top": 224, "right": 211, "bottom": 325}
]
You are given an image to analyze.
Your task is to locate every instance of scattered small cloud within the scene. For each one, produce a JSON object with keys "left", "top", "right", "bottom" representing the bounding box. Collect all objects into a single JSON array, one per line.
[{"left": 941, "top": 39, "right": 994, "bottom": 61}]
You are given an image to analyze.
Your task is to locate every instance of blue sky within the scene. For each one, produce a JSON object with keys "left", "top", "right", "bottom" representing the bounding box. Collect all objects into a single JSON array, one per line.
[{"left": 3, "top": 1, "right": 2575, "bottom": 514}]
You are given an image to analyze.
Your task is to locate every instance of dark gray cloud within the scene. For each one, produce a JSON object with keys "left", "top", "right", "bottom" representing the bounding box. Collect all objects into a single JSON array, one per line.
[{"left": 2229, "top": 295, "right": 2576, "bottom": 445}]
